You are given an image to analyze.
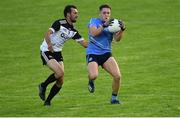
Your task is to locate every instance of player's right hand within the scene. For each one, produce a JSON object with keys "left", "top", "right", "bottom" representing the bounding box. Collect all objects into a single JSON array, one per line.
[
  {"left": 48, "top": 43, "right": 54, "bottom": 52},
  {"left": 118, "top": 20, "right": 126, "bottom": 31},
  {"left": 102, "top": 18, "right": 114, "bottom": 28}
]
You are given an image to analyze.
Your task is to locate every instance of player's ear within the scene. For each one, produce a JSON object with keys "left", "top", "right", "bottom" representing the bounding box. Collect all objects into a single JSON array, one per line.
[
  {"left": 99, "top": 11, "right": 102, "bottom": 17},
  {"left": 67, "top": 13, "right": 71, "bottom": 18}
]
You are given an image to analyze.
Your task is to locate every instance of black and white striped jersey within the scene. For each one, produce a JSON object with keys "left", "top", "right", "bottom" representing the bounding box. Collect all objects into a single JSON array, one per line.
[{"left": 40, "top": 19, "right": 84, "bottom": 52}]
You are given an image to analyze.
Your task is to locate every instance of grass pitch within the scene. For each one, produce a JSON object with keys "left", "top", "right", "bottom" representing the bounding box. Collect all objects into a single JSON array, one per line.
[{"left": 0, "top": 0, "right": 180, "bottom": 116}]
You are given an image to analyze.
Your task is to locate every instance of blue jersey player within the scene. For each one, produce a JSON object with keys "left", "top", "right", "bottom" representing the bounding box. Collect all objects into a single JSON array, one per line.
[{"left": 86, "top": 4, "right": 125, "bottom": 104}]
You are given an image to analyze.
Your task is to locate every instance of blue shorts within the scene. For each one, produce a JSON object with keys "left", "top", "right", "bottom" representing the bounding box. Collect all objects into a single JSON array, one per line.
[{"left": 86, "top": 52, "right": 112, "bottom": 67}]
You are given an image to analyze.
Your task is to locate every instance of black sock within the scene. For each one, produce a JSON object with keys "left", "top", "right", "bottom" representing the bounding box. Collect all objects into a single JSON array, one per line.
[
  {"left": 112, "top": 93, "right": 117, "bottom": 96},
  {"left": 46, "top": 84, "right": 61, "bottom": 102},
  {"left": 89, "top": 80, "right": 94, "bottom": 83},
  {"left": 42, "top": 73, "right": 56, "bottom": 88}
]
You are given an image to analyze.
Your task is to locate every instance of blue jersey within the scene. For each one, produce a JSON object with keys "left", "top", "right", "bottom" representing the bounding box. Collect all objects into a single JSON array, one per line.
[{"left": 86, "top": 18, "right": 113, "bottom": 55}]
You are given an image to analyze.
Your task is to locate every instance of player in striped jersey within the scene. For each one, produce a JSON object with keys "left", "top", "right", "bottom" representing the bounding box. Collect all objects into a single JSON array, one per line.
[{"left": 38, "top": 5, "right": 87, "bottom": 106}]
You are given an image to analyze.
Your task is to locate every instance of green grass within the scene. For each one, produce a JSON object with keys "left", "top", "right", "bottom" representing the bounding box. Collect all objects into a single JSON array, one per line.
[{"left": 0, "top": 0, "right": 180, "bottom": 116}]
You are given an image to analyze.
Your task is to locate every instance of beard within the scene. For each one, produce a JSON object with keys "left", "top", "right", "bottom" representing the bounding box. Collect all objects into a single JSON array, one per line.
[
  {"left": 70, "top": 16, "right": 77, "bottom": 23},
  {"left": 71, "top": 19, "right": 76, "bottom": 23}
]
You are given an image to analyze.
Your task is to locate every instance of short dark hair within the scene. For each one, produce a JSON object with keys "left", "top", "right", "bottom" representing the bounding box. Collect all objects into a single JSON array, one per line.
[
  {"left": 64, "top": 5, "right": 77, "bottom": 17},
  {"left": 99, "top": 4, "right": 111, "bottom": 11}
]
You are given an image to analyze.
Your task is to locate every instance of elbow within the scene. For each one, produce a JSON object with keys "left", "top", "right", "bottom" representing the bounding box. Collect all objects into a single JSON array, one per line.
[
  {"left": 114, "top": 38, "right": 121, "bottom": 42},
  {"left": 114, "top": 36, "right": 122, "bottom": 42},
  {"left": 89, "top": 27, "right": 102, "bottom": 37},
  {"left": 90, "top": 32, "right": 97, "bottom": 37},
  {"left": 116, "top": 39, "right": 120, "bottom": 42},
  {"left": 90, "top": 31, "right": 99, "bottom": 37}
]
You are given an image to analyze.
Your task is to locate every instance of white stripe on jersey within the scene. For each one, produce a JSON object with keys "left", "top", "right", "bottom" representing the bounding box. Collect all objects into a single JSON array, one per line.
[
  {"left": 41, "top": 52, "right": 49, "bottom": 63},
  {"left": 75, "top": 37, "right": 84, "bottom": 42},
  {"left": 40, "top": 25, "right": 84, "bottom": 52},
  {"left": 49, "top": 28, "right": 55, "bottom": 33}
]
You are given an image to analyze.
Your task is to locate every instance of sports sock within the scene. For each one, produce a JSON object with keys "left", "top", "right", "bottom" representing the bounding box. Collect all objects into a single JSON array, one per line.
[
  {"left": 42, "top": 73, "right": 56, "bottom": 88},
  {"left": 45, "top": 84, "right": 61, "bottom": 102},
  {"left": 89, "top": 80, "right": 94, "bottom": 84},
  {"left": 112, "top": 93, "right": 118, "bottom": 100}
]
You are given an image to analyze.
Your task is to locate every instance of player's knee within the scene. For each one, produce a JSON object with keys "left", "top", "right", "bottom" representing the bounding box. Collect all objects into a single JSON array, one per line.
[
  {"left": 89, "top": 73, "right": 98, "bottom": 80},
  {"left": 55, "top": 70, "right": 64, "bottom": 79},
  {"left": 113, "top": 73, "right": 121, "bottom": 81},
  {"left": 56, "top": 77, "right": 64, "bottom": 87}
]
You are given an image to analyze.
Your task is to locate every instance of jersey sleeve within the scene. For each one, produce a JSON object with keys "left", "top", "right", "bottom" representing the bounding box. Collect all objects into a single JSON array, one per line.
[
  {"left": 72, "top": 31, "right": 84, "bottom": 42},
  {"left": 49, "top": 20, "right": 61, "bottom": 33},
  {"left": 88, "top": 18, "right": 101, "bottom": 28}
]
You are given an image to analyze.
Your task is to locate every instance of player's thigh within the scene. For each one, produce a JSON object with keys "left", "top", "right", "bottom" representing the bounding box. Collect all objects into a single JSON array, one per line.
[
  {"left": 87, "top": 62, "right": 99, "bottom": 77},
  {"left": 103, "top": 57, "right": 121, "bottom": 79},
  {"left": 47, "top": 59, "right": 64, "bottom": 77}
]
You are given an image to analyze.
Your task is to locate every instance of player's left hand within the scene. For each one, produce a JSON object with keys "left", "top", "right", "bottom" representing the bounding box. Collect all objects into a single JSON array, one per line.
[
  {"left": 118, "top": 20, "right": 126, "bottom": 31},
  {"left": 115, "top": 30, "right": 123, "bottom": 36}
]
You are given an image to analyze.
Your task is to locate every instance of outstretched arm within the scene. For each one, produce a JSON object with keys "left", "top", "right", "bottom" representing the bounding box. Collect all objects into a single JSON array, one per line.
[
  {"left": 78, "top": 40, "right": 88, "bottom": 48},
  {"left": 45, "top": 29, "right": 54, "bottom": 52}
]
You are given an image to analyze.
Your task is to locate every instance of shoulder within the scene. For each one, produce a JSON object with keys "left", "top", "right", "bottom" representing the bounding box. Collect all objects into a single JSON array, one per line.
[
  {"left": 59, "top": 19, "right": 67, "bottom": 25},
  {"left": 88, "top": 18, "right": 101, "bottom": 28},
  {"left": 89, "top": 18, "right": 102, "bottom": 25},
  {"left": 89, "top": 18, "right": 101, "bottom": 23}
]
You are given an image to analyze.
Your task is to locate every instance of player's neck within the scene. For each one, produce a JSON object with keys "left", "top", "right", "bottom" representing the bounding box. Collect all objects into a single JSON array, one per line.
[{"left": 66, "top": 18, "right": 73, "bottom": 25}]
